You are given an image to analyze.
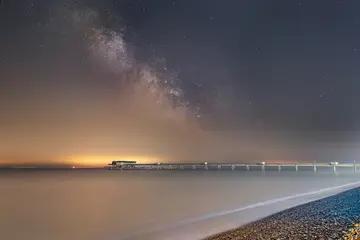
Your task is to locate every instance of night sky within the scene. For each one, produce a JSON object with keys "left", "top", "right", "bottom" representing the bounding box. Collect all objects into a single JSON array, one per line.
[{"left": 2, "top": 0, "right": 360, "bottom": 166}]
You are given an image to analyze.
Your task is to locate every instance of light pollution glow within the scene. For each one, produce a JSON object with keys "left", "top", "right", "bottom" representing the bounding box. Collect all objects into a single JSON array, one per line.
[
  {"left": 1, "top": 7, "right": 205, "bottom": 167},
  {"left": 64, "top": 155, "right": 164, "bottom": 167}
]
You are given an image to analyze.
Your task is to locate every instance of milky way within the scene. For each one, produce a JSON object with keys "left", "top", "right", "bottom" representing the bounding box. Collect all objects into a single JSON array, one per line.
[{"left": 72, "top": 8, "right": 201, "bottom": 125}]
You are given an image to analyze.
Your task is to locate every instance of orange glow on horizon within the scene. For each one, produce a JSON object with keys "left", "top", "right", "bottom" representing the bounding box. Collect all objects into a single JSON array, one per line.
[{"left": 62, "top": 155, "right": 164, "bottom": 166}]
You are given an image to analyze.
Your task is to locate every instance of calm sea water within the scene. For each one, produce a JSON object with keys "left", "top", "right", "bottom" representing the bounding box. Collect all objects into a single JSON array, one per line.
[{"left": 1, "top": 170, "right": 360, "bottom": 240}]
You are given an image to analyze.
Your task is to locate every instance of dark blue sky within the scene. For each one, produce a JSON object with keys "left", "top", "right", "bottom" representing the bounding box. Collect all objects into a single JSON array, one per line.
[
  {"left": 111, "top": 0, "right": 360, "bottom": 130},
  {"left": 2, "top": 0, "right": 360, "bottom": 132}
]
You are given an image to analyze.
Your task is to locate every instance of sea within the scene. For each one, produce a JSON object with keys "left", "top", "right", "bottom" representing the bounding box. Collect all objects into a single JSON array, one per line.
[{"left": 1, "top": 169, "right": 360, "bottom": 240}]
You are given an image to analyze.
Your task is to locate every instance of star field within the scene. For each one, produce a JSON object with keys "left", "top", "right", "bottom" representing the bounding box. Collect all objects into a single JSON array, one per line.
[{"left": 2, "top": 0, "right": 360, "bottom": 165}]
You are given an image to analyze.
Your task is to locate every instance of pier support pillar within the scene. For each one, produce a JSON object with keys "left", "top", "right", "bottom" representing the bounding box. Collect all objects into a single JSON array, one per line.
[
  {"left": 192, "top": 165, "right": 196, "bottom": 170},
  {"left": 217, "top": 165, "right": 222, "bottom": 171},
  {"left": 246, "top": 165, "right": 250, "bottom": 171},
  {"left": 333, "top": 165, "right": 336, "bottom": 173},
  {"left": 261, "top": 165, "right": 265, "bottom": 172},
  {"left": 180, "top": 166, "right": 184, "bottom": 170},
  {"left": 169, "top": 165, "right": 172, "bottom": 170},
  {"left": 295, "top": 165, "right": 298, "bottom": 172},
  {"left": 278, "top": 165, "right": 281, "bottom": 172},
  {"left": 313, "top": 165, "right": 317, "bottom": 172},
  {"left": 231, "top": 165, "right": 235, "bottom": 171}
]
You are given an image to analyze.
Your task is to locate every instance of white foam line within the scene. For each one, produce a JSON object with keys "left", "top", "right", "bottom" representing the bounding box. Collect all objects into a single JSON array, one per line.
[{"left": 119, "top": 181, "right": 360, "bottom": 240}]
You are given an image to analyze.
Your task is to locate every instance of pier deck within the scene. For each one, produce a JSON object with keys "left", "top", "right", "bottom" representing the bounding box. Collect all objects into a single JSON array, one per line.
[{"left": 106, "top": 161, "right": 360, "bottom": 173}]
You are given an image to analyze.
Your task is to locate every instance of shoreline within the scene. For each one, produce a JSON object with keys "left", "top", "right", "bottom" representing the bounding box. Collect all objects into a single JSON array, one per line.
[
  {"left": 204, "top": 186, "right": 360, "bottom": 240},
  {"left": 118, "top": 180, "right": 360, "bottom": 240}
]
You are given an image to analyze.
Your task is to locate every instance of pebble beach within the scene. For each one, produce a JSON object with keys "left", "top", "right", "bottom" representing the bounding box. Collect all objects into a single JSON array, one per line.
[{"left": 205, "top": 187, "right": 360, "bottom": 240}]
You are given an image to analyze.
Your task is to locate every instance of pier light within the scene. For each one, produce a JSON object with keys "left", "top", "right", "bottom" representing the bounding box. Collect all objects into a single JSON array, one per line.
[{"left": 204, "top": 162, "right": 208, "bottom": 165}]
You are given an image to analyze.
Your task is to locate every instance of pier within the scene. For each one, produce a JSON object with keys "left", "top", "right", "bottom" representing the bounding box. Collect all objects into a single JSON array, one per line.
[{"left": 106, "top": 161, "right": 360, "bottom": 173}]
